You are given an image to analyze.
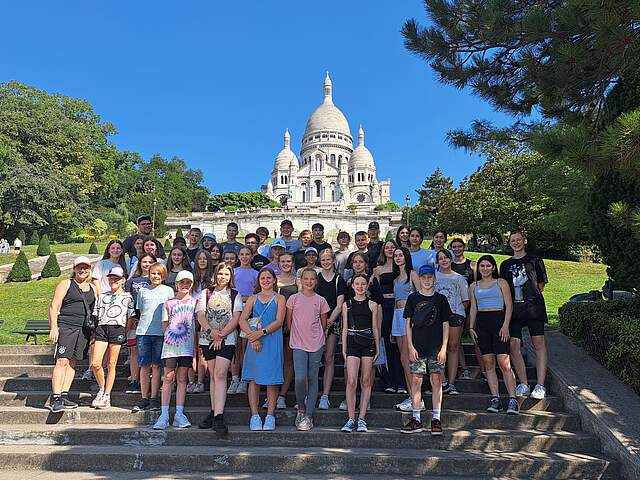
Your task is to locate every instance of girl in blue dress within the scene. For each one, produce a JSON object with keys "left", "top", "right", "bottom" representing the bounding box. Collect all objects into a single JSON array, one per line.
[{"left": 239, "top": 267, "right": 286, "bottom": 431}]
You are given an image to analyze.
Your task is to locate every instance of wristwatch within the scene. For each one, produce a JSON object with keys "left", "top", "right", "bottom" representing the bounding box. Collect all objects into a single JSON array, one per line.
[{"left": 262, "top": 328, "right": 268, "bottom": 336}]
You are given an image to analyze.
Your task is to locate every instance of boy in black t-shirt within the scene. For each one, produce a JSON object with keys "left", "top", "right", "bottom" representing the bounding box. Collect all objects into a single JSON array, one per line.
[
  {"left": 402, "top": 265, "right": 450, "bottom": 435},
  {"left": 499, "top": 230, "right": 549, "bottom": 400},
  {"left": 309, "top": 223, "right": 332, "bottom": 254}
]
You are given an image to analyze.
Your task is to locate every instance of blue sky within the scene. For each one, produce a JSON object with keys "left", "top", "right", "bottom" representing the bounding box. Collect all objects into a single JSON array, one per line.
[{"left": 1, "top": 1, "right": 513, "bottom": 204}]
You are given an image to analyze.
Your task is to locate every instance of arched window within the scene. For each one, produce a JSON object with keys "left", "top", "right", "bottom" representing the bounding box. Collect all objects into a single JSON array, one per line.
[
  {"left": 301, "top": 183, "right": 307, "bottom": 202},
  {"left": 315, "top": 180, "right": 322, "bottom": 199},
  {"left": 330, "top": 182, "right": 336, "bottom": 202},
  {"left": 330, "top": 154, "right": 336, "bottom": 164}
]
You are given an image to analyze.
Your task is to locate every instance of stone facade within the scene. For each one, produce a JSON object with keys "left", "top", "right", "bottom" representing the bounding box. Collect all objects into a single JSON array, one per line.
[{"left": 262, "top": 73, "right": 391, "bottom": 209}]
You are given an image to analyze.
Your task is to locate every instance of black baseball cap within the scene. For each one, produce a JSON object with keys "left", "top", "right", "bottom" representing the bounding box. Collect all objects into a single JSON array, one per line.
[
  {"left": 368, "top": 221, "right": 380, "bottom": 229},
  {"left": 137, "top": 215, "right": 152, "bottom": 224},
  {"left": 280, "top": 219, "right": 293, "bottom": 227}
]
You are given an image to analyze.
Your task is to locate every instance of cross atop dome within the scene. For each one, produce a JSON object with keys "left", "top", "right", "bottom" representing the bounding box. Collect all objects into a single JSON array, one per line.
[{"left": 323, "top": 71, "right": 333, "bottom": 105}]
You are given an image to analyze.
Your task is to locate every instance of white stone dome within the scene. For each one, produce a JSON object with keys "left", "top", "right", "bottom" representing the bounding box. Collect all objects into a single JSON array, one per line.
[
  {"left": 350, "top": 126, "right": 374, "bottom": 168},
  {"left": 274, "top": 129, "right": 298, "bottom": 170},
  {"left": 303, "top": 72, "right": 351, "bottom": 137}
]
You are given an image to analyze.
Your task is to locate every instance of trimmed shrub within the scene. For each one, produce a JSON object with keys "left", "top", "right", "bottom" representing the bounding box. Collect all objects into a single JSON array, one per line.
[
  {"left": 18, "top": 229, "right": 26, "bottom": 242},
  {"left": 8, "top": 251, "right": 31, "bottom": 282},
  {"left": 29, "top": 231, "right": 40, "bottom": 246},
  {"left": 164, "top": 239, "right": 172, "bottom": 250},
  {"left": 36, "top": 234, "right": 51, "bottom": 256},
  {"left": 175, "top": 228, "right": 184, "bottom": 239},
  {"left": 88, "top": 242, "right": 99, "bottom": 254},
  {"left": 559, "top": 298, "right": 640, "bottom": 394},
  {"left": 40, "top": 253, "right": 61, "bottom": 278}
]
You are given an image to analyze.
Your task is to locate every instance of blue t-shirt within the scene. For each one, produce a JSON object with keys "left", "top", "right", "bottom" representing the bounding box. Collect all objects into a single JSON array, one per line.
[
  {"left": 234, "top": 267, "right": 259, "bottom": 297},
  {"left": 410, "top": 248, "right": 436, "bottom": 272},
  {"left": 136, "top": 285, "right": 175, "bottom": 336}
]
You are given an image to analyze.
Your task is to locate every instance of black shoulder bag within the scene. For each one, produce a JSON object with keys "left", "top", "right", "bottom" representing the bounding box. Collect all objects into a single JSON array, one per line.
[{"left": 76, "top": 281, "right": 98, "bottom": 331}]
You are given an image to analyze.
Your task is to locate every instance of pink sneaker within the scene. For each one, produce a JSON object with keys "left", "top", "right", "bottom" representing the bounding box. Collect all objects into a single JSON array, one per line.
[
  {"left": 95, "top": 394, "right": 111, "bottom": 409},
  {"left": 91, "top": 391, "right": 104, "bottom": 408}
]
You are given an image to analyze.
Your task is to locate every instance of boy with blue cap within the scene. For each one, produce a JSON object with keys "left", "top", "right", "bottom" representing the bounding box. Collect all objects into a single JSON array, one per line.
[{"left": 401, "top": 264, "right": 451, "bottom": 435}]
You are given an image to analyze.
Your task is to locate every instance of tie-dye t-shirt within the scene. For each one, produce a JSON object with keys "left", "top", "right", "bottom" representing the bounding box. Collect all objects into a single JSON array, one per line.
[{"left": 161, "top": 296, "right": 198, "bottom": 359}]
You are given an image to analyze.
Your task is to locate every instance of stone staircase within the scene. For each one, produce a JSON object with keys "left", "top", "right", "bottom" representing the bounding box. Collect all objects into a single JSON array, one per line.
[{"left": 0, "top": 344, "right": 619, "bottom": 478}]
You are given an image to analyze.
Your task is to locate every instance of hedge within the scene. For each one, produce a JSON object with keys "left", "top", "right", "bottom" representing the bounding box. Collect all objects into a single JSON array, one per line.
[
  {"left": 41, "top": 253, "right": 61, "bottom": 278},
  {"left": 8, "top": 251, "right": 31, "bottom": 282},
  {"left": 36, "top": 234, "right": 51, "bottom": 256},
  {"left": 29, "top": 231, "right": 40, "bottom": 245},
  {"left": 88, "top": 242, "right": 99, "bottom": 254},
  {"left": 558, "top": 298, "right": 640, "bottom": 394}
]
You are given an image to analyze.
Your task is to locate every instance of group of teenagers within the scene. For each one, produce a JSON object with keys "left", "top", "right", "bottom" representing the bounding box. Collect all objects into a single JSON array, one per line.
[{"left": 47, "top": 214, "right": 550, "bottom": 436}]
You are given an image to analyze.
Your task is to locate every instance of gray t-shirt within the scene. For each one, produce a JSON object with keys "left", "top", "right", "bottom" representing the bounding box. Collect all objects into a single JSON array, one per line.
[
  {"left": 435, "top": 271, "right": 469, "bottom": 317},
  {"left": 196, "top": 288, "right": 243, "bottom": 346},
  {"left": 136, "top": 285, "right": 175, "bottom": 336}
]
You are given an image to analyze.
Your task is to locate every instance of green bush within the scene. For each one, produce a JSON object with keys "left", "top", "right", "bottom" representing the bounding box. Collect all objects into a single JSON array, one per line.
[
  {"left": 18, "top": 229, "right": 26, "bottom": 242},
  {"left": 29, "top": 231, "right": 40, "bottom": 245},
  {"left": 175, "top": 228, "right": 184, "bottom": 239},
  {"left": 40, "top": 253, "right": 61, "bottom": 278},
  {"left": 8, "top": 251, "right": 31, "bottom": 282},
  {"left": 559, "top": 298, "right": 640, "bottom": 394},
  {"left": 36, "top": 234, "right": 51, "bottom": 256},
  {"left": 88, "top": 242, "right": 98, "bottom": 254},
  {"left": 164, "top": 239, "right": 172, "bottom": 250}
]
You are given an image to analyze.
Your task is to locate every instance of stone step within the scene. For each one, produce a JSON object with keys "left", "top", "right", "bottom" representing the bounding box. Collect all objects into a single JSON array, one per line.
[
  {"left": 0, "top": 391, "right": 562, "bottom": 412},
  {"left": 0, "top": 406, "right": 581, "bottom": 431},
  {"left": 0, "top": 424, "right": 599, "bottom": 454},
  {"left": 0, "top": 444, "right": 617, "bottom": 478},
  {"left": 0, "top": 377, "right": 542, "bottom": 395}
]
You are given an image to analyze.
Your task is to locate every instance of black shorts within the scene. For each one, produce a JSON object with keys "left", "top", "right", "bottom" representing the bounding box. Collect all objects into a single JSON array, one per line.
[
  {"left": 346, "top": 336, "right": 376, "bottom": 358},
  {"left": 200, "top": 343, "right": 236, "bottom": 362},
  {"left": 510, "top": 302, "right": 547, "bottom": 339},
  {"left": 55, "top": 326, "right": 91, "bottom": 361},
  {"left": 476, "top": 310, "right": 510, "bottom": 356},
  {"left": 449, "top": 313, "right": 466, "bottom": 328},
  {"left": 94, "top": 325, "right": 126, "bottom": 345},
  {"left": 162, "top": 356, "right": 193, "bottom": 368}
]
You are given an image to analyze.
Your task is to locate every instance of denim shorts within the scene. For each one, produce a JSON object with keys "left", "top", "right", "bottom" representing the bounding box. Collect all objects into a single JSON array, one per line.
[{"left": 137, "top": 335, "right": 163, "bottom": 367}]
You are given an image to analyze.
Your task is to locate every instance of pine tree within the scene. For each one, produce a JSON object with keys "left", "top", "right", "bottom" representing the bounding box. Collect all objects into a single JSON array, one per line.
[
  {"left": 175, "top": 228, "right": 184, "bottom": 239},
  {"left": 8, "top": 251, "right": 31, "bottom": 282},
  {"left": 36, "top": 234, "right": 51, "bottom": 256},
  {"left": 40, "top": 253, "right": 61, "bottom": 278},
  {"left": 88, "top": 242, "right": 98, "bottom": 254},
  {"left": 18, "top": 229, "right": 26, "bottom": 243},
  {"left": 29, "top": 231, "right": 40, "bottom": 246}
]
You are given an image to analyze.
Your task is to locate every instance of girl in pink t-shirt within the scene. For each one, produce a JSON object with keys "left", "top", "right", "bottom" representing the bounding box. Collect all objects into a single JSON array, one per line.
[{"left": 286, "top": 268, "right": 330, "bottom": 431}]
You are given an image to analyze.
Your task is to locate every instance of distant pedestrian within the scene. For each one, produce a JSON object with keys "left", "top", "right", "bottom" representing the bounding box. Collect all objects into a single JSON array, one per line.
[{"left": 13, "top": 236, "right": 22, "bottom": 252}]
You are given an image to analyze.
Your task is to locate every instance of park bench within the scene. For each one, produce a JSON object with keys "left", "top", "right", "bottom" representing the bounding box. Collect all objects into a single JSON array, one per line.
[{"left": 13, "top": 320, "right": 50, "bottom": 344}]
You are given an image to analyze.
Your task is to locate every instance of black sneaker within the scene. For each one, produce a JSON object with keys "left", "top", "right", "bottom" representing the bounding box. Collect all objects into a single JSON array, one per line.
[
  {"left": 400, "top": 417, "right": 424, "bottom": 434},
  {"left": 506, "top": 397, "right": 520, "bottom": 415},
  {"left": 125, "top": 380, "right": 141, "bottom": 394},
  {"left": 487, "top": 397, "right": 502, "bottom": 413},
  {"left": 61, "top": 396, "right": 78, "bottom": 410},
  {"left": 213, "top": 413, "right": 228, "bottom": 436},
  {"left": 430, "top": 418, "right": 443, "bottom": 436},
  {"left": 199, "top": 411, "right": 215, "bottom": 429},
  {"left": 48, "top": 397, "right": 65, "bottom": 414},
  {"left": 149, "top": 398, "right": 161, "bottom": 412},
  {"left": 132, "top": 398, "right": 150, "bottom": 413}
]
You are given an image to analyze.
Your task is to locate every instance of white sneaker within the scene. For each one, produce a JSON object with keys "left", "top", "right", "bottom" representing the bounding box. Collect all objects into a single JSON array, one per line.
[
  {"left": 398, "top": 398, "right": 425, "bottom": 412},
  {"left": 236, "top": 380, "right": 248, "bottom": 394},
  {"left": 153, "top": 414, "right": 170, "bottom": 430},
  {"left": 193, "top": 382, "right": 205, "bottom": 394},
  {"left": 515, "top": 383, "right": 530, "bottom": 397},
  {"left": 318, "top": 395, "right": 330, "bottom": 410},
  {"left": 297, "top": 415, "right": 313, "bottom": 431},
  {"left": 276, "top": 395, "right": 287, "bottom": 410},
  {"left": 461, "top": 369, "right": 472, "bottom": 380},
  {"left": 227, "top": 378, "right": 240, "bottom": 394},
  {"left": 530, "top": 384, "right": 546, "bottom": 400},
  {"left": 339, "top": 399, "right": 347, "bottom": 411},
  {"left": 81, "top": 368, "right": 93, "bottom": 381},
  {"left": 172, "top": 412, "right": 192, "bottom": 428},
  {"left": 395, "top": 397, "right": 411, "bottom": 411}
]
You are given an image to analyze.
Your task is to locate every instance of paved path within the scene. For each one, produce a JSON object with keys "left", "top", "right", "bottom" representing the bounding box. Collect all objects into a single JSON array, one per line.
[{"left": 0, "top": 252, "right": 101, "bottom": 282}]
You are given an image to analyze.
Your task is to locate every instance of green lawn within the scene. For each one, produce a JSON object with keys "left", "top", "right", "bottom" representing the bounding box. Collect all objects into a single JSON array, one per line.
[
  {"left": 0, "top": 245, "right": 607, "bottom": 344},
  {"left": 0, "top": 242, "right": 107, "bottom": 266}
]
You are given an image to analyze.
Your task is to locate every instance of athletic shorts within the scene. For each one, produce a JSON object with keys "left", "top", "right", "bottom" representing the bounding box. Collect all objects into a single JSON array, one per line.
[
  {"left": 476, "top": 310, "right": 510, "bottom": 356},
  {"left": 200, "top": 343, "right": 236, "bottom": 362},
  {"left": 409, "top": 355, "right": 444, "bottom": 375},
  {"left": 55, "top": 326, "right": 91, "bottom": 361},
  {"left": 162, "top": 356, "right": 193, "bottom": 368},
  {"left": 126, "top": 327, "right": 137, "bottom": 347},
  {"left": 391, "top": 308, "right": 406, "bottom": 337},
  {"left": 346, "top": 336, "right": 376, "bottom": 358},
  {"left": 509, "top": 302, "right": 547, "bottom": 339},
  {"left": 137, "top": 335, "right": 163, "bottom": 366},
  {"left": 94, "top": 325, "right": 126, "bottom": 345},
  {"left": 449, "top": 313, "right": 466, "bottom": 328}
]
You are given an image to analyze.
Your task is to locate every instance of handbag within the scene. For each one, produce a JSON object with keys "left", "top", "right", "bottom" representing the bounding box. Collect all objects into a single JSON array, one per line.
[
  {"left": 76, "top": 281, "right": 98, "bottom": 331},
  {"left": 240, "top": 294, "right": 275, "bottom": 339}
]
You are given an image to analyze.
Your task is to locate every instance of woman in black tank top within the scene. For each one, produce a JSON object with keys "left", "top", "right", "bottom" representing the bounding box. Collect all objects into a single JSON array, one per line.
[{"left": 48, "top": 258, "right": 96, "bottom": 413}]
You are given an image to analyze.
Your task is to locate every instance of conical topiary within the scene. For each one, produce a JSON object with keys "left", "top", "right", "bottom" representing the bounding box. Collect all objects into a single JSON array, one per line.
[
  {"left": 164, "top": 239, "right": 172, "bottom": 250},
  {"left": 36, "top": 233, "right": 51, "bottom": 256},
  {"left": 8, "top": 251, "right": 31, "bottom": 282},
  {"left": 88, "top": 242, "right": 99, "bottom": 254},
  {"left": 18, "top": 229, "right": 26, "bottom": 242},
  {"left": 175, "top": 228, "right": 184, "bottom": 239},
  {"left": 40, "top": 253, "right": 61, "bottom": 278},
  {"left": 29, "top": 231, "right": 40, "bottom": 246}
]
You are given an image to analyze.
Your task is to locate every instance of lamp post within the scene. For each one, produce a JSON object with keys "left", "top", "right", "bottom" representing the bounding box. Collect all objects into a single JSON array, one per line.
[
  {"left": 405, "top": 194, "right": 411, "bottom": 226},
  {"left": 152, "top": 198, "right": 158, "bottom": 237}
]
